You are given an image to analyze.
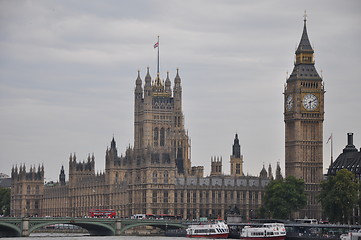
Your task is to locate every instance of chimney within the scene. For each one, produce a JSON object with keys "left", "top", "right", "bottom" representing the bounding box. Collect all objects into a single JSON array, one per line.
[{"left": 343, "top": 132, "right": 357, "bottom": 153}]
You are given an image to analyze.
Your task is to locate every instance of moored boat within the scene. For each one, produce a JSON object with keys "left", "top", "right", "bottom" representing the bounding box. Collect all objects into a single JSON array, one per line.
[
  {"left": 340, "top": 230, "right": 361, "bottom": 240},
  {"left": 240, "top": 223, "right": 286, "bottom": 240},
  {"left": 186, "top": 219, "right": 229, "bottom": 238}
]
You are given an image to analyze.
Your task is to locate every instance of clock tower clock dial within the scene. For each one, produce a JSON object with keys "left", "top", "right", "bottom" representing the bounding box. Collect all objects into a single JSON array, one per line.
[
  {"left": 286, "top": 95, "right": 293, "bottom": 111},
  {"left": 283, "top": 16, "right": 325, "bottom": 219},
  {"left": 302, "top": 93, "right": 318, "bottom": 110}
]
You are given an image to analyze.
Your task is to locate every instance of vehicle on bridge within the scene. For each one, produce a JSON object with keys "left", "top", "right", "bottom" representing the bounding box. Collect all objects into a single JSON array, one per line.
[
  {"left": 294, "top": 218, "right": 318, "bottom": 224},
  {"left": 131, "top": 214, "right": 182, "bottom": 220},
  {"left": 89, "top": 209, "right": 116, "bottom": 218}
]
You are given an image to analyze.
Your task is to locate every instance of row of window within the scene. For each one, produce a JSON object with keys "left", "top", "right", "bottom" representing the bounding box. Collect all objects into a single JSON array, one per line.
[{"left": 301, "top": 81, "right": 319, "bottom": 88}]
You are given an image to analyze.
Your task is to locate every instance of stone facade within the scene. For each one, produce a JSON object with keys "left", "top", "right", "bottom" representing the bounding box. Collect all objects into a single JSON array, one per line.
[
  {"left": 11, "top": 165, "right": 44, "bottom": 217},
  {"left": 11, "top": 69, "right": 276, "bottom": 220},
  {"left": 284, "top": 17, "right": 324, "bottom": 219}
]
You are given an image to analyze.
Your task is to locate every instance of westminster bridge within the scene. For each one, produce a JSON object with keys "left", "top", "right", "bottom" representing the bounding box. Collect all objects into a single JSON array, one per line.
[{"left": 0, "top": 217, "right": 186, "bottom": 237}]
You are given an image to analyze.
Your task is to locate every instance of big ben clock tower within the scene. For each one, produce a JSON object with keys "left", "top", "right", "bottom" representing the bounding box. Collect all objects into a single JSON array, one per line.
[{"left": 284, "top": 14, "right": 324, "bottom": 219}]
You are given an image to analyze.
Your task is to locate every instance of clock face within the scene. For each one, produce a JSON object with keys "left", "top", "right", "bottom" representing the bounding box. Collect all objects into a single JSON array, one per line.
[
  {"left": 303, "top": 93, "right": 319, "bottom": 110},
  {"left": 286, "top": 95, "right": 293, "bottom": 111}
]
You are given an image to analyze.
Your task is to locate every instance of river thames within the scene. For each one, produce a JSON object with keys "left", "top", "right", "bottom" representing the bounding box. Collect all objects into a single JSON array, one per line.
[{"left": 1, "top": 233, "right": 198, "bottom": 240}]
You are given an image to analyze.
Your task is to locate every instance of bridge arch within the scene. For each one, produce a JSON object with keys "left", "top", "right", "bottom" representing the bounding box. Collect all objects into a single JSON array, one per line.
[
  {"left": 29, "top": 220, "right": 115, "bottom": 236},
  {"left": 120, "top": 221, "right": 186, "bottom": 235},
  {"left": 0, "top": 222, "right": 21, "bottom": 237}
]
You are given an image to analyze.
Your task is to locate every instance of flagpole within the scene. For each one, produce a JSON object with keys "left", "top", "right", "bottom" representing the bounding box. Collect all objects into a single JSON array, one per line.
[
  {"left": 157, "top": 35, "right": 160, "bottom": 75},
  {"left": 331, "top": 133, "right": 333, "bottom": 165}
]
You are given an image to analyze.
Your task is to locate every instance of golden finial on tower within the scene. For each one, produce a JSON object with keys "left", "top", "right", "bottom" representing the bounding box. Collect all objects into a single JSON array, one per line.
[{"left": 303, "top": 10, "right": 307, "bottom": 22}]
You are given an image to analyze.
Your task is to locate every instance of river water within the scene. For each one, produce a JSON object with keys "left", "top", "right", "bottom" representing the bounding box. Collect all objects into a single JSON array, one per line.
[{"left": 1, "top": 233, "right": 197, "bottom": 240}]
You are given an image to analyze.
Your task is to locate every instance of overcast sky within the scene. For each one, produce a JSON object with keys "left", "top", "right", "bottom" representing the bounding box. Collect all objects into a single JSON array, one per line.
[{"left": 1, "top": 0, "right": 360, "bottom": 181}]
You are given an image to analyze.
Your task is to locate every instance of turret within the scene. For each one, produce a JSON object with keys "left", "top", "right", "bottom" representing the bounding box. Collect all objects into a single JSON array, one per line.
[
  {"left": 276, "top": 162, "right": 283, "bottom": 180},
  {"left": 268, "top": 164, "right": 273, "bottom": 179},
  {"left": 260, "top": 164, "right": 267, "bottom": 178},
  {"left": 210, "top": 156, "right": 223, "bottom": 176},
  {"left": 144, "top": 67, "right": 152, "bottom": 97},
  {"left": 165, "top": 71, "right": 171, "bottom": 94},
  {"left": 59, "top": 165, "right": 66, "bottom": 185},
  {"left": 135, "top": 70, "right": 143, "bottom": 106},
  {"left": 106, "top": 137, "right": 118, "bottom": 168},
  {"left": 173, "top": 68, "right": 182, "bottom": 109},
  {"left": 230, "top": 133, "right": 243, "bottom": 177},
  {"left": 232, "top": 133, "right": 241, "bottom": 158}
]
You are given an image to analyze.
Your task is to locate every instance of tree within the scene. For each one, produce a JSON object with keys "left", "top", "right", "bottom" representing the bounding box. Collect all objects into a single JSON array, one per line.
[
  {"left": 262, "top": 176, "right": 307, "bottom": 219},
  {"left": 0, "top": 187, "right": 10, "bottom": 216},
  {"left": 319, "top": 169, "right": 358, "bottom": 224}
]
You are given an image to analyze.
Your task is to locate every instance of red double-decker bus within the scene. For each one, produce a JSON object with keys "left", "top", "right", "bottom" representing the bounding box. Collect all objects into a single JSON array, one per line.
[{"left": 89, "top": 209, "right": 116, "bottom": 218}]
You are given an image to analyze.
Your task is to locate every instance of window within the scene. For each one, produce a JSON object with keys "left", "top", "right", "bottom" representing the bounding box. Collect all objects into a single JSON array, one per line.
[
  {"left": 152, "top": 191, "right": 157, "bottom": 203},
  {"left": 153, "top": 171, "right": 158, "bottom": 183},
  {"left": 164, "top": 191, "right": 168, "bottom": 203},
  {"left": 164, "top": 171, "right": 169, "bottom": 184},
  {"left": 236, "top": 163, "right": 241, "bottom": 174},
  {"left": 26, "top": 200, "right": 30, "bottom": 211},
  {"left": 154, "top": 127, "right": 159, "bottom": 146},
  {"left": 160, "top": 128, "right": 165, "bottom": 146},
  {"left": 174, "top": 192, "right": 178, "bottom": 203}
]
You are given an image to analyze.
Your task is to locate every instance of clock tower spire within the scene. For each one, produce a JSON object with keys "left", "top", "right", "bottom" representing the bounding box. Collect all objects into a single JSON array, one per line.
[{"left": 284, "top": 14, "right": 325, "bottom": 219}]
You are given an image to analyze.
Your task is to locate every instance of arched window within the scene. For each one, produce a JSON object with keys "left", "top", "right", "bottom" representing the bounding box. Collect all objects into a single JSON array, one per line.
[
  {"left": 154, "top": 127, "right": 159, "bottom": 146},
  {"left": 153, "top": 171, "right": 158, "bottom": 183},
  {"left": 160, "top": 128, "right": 165, "bottom": 146}
]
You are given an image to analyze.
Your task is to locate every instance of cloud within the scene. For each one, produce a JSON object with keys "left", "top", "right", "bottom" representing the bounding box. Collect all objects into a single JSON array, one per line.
[{"left": 0, "top": 0, "right": 360, "bottom": 180}]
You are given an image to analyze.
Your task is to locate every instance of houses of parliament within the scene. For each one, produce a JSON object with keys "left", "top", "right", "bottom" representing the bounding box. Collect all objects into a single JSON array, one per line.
[{"left": 10, "top": 17, "right": 324, "bottom": 220}]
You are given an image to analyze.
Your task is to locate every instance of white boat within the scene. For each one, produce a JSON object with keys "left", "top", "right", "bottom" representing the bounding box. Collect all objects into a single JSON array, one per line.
[
  {"left": 240, "top": 223, "right": 286, "bottom": 240},
  {"left": 340, "top": 230, "right": 361, "bottom": 240},
  {"left": 186, "top": 219, "right": 229, "bottom": 238}
]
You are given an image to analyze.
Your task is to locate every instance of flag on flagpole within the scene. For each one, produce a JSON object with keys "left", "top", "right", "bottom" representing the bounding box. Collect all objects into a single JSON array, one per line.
[
  {"left": 154, "top": 41, "right": 159, "bottom": 48},
  {"left": 326, "top": 134, "right": 332, "bottom": 144}
]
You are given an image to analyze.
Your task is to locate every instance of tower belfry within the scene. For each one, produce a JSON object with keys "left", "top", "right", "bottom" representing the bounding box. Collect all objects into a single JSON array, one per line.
[
  {"left": 284, "top": 14, "right": 325, "bottom": 219},
  {"left": 230, "top": 133, "right": 244, "bottom": 177},
  {"left": 133, "top": 41, "right": 190, "bottom": 175}
]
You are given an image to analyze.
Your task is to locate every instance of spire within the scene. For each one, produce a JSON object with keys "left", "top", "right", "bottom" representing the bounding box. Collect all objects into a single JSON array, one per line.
[
  {"left": 135, "top": 70, "right": 142, "bottom": 89},
  {"left": 296, "top": 11, "right": 314, "bottom": 55},
  {"left": 165, "top": 71, "right": 171, "bottom": 93},
  {"left": 145, "top": 67, "right": 151, "bottom": 86},
  {"left": 268, "top": 163, "right": 273, "bottom": 179},
  {"left": 260, "top": 164, "right": 267, "bottom": 178},
  {"left": 232, "top": 133, "right": 241, "bottom": 158},
  {"left": 111, "top": 137, "right": 116, "bottom": 149},
  {"left": 174, "top": 68, "right": 181, "bottom": 85},
  {"left": 287, "top": 13, "right": 321, "bottom": 82},
  {"left": 59, "top": 165, "right": 66, "bottom": 185},
  {"left": 276, "top": 162, "right": 283, "bottom": 180}
]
